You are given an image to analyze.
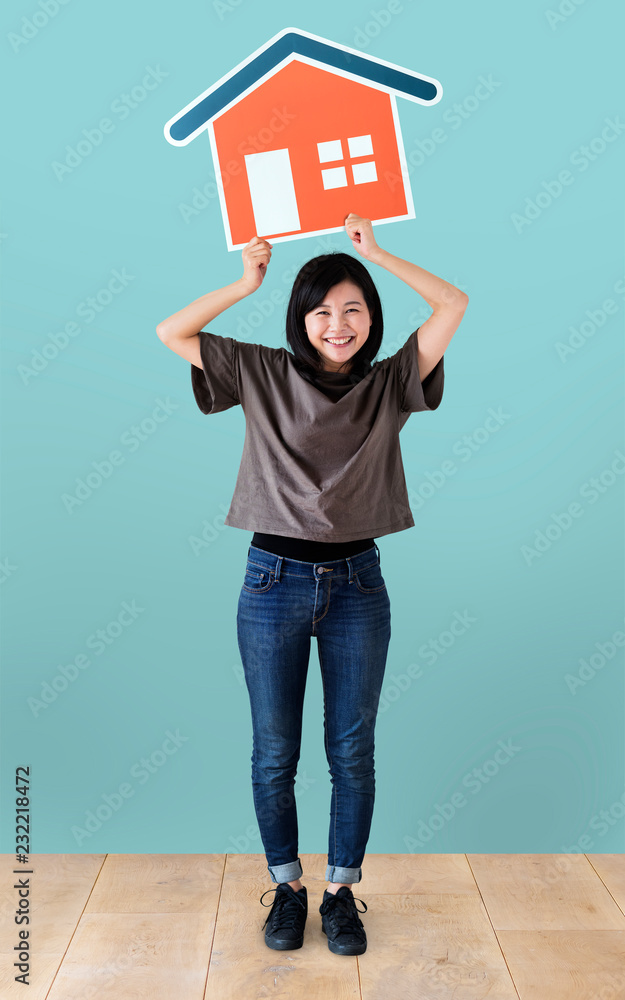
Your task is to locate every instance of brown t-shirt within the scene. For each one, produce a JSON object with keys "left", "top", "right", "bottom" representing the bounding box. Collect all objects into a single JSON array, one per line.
[{"left": 191, "top": 326, "right": 444, "bottom": 543}]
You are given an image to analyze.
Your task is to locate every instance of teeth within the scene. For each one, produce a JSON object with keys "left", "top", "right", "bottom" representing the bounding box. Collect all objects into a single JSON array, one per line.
[{"left": 326, "top": 338, "right": 352, "bottom": 345}]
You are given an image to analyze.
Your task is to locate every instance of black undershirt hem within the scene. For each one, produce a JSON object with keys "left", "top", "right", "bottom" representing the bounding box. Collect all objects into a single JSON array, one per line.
[{"left": 251, "top": 532, "right": 375, "bottom": 561}]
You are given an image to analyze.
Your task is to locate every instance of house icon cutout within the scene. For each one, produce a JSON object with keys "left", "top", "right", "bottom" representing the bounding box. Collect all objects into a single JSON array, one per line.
[{"left": 164, "top": 27, "right": 442, "bottom": 250}]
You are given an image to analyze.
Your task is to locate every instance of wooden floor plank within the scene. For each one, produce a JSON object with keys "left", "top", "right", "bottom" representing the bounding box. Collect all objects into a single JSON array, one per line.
[
  {"left": 497, "top": 930, "right": 625, "bottom": 1000},
  {"left": 468, "top": 854, "right": 625, "bottom": 930},
  {"left": 585, "top": 854, "right": 625, "bottom": 916},
  {"left": 85, "top": 854, "right": 225, "bottom": 913},
  {"left": 205, "top": 853, "right": 360, "bottom": 999},
  {"left": 358, "top": 893, "right": 518, "bottom": 999},
  {"left": 3, "top": 853, "right": 621, "bottom": 997},
  {"left": 45, "top": 913, "right": 214, "bottom": 1000},
  {"left": 354, "top": 853, "right": 477, "bottom": 895},
  {"left": 0, "top": 854, "right": 105, "bottom": 1000}
]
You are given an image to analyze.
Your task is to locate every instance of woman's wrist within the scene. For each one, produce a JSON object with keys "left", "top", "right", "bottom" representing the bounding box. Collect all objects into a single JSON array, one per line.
[
  {"left": 236, "top": 275, "right": 259, "bottom": 297},
  {"left": 366, "top": 245, "right": 389, "bottom": 267}
]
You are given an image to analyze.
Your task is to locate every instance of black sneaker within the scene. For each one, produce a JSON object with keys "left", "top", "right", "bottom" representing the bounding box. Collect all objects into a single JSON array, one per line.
[
  {"left": 319, "top": 886, "right": 368, "bottom": 955},
  {"left": 259, "top": 883, "right": 308, "bottom": 950}
]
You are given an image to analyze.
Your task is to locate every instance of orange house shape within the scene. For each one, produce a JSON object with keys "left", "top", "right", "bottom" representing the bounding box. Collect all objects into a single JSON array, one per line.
[{"left": 164, "top": 27, "right": 442, "bottom": 250}]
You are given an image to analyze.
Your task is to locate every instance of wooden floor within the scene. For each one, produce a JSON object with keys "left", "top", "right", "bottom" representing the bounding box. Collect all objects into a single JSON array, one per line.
[{"left": 1, "top": 854, "right": 624, "bottom": 998}]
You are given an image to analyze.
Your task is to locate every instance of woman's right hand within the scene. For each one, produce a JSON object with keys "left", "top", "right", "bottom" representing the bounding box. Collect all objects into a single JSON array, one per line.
[{"left": 241, "top": 236, "right": 273, "bottom": 292}]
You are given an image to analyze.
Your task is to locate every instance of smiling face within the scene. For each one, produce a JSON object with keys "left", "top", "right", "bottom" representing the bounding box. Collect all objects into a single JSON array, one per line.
[{"left": 304, "top": 279, "right": 372, "bottom": 373}]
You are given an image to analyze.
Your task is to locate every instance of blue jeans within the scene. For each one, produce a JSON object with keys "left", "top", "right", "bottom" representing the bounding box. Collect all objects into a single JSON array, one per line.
[{"left": 236, "top": 543, "right": 391, "bottom": 885}]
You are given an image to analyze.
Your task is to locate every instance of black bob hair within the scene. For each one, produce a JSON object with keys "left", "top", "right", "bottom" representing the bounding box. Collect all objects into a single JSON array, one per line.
[{"left": 285, "top": 252, "right": 384, "bottom": 386}]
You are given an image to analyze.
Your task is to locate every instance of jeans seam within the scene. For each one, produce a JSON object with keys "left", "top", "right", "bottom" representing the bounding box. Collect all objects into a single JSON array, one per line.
[{"left": 317, "top": 641, "right": 337, "bottom": 871}]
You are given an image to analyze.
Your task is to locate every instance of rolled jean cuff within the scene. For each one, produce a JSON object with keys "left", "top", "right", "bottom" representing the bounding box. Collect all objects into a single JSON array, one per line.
[
  {"left": 326, "top": 864, "right": 362, "bottom": 884},
  {"left": 267, "top": 857, "right": 303, "bottom": 884}
]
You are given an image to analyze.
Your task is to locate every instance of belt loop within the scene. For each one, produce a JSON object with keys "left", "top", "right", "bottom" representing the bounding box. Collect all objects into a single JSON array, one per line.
[
  {"left": 346, "top": 555, "right": 354, "bottom": 584},
  {"left": 374, "top": 542, "right": 381, "bottom": 564},
  {"left": 275, "top": 554, "right": 283, "bottom": 582}
]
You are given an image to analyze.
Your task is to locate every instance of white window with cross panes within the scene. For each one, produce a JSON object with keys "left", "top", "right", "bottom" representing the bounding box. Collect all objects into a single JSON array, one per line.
[{"left": 317, "top": 134, "right": 378, "bottom": 189}]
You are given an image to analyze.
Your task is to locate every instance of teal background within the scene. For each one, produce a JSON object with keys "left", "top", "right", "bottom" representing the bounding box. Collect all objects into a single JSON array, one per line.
[{"left": 1, "top": 0, "right": 623, "bottom": 855}]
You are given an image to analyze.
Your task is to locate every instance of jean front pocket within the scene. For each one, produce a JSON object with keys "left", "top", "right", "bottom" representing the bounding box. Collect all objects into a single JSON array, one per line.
[
  {"left": 354, "top": 560, "right": 387, "bottom": 594},
  {"left": 242, "top": 561, "right": 276, "bottom": 594}
]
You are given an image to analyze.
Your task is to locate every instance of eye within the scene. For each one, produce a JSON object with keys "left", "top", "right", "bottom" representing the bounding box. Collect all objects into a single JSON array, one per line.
[{"left": 314, "top": 307, "right": 360, "bottom": 315}]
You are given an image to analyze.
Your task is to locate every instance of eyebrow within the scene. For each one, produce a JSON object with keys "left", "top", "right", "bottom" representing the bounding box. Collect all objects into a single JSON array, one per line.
[{"left": 316, "top": 300, "right": 363, "bottom": 307}]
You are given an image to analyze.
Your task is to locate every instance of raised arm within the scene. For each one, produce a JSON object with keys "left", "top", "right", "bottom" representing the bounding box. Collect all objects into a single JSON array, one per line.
[
  {"left": 156, "top": 237, "right": 273, "bottom": 368},
  {"left": 344, "top": 213, "right": 468, "bottom": 381}
]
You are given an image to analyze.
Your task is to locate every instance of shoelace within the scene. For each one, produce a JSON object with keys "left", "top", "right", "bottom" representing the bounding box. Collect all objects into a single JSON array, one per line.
[
  {"left": 259, "top": 886, "right": 307, "bottom": 931},
  {"left": 319, "top": 891, "right": 368, "bottom": 939}
]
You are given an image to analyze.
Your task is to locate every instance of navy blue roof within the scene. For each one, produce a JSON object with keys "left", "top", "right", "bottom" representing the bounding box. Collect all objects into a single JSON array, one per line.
[{"left": 168, "top": 30, "right": 440, "bottom": 143}]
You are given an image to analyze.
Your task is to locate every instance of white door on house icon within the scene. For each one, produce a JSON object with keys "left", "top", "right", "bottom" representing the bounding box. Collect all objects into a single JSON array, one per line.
[{"left": 244, "top": 148, "right": 301, "bottom": 237}]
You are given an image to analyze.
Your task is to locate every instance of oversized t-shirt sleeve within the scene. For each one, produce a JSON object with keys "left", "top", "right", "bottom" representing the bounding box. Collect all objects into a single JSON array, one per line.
[
  {"left": 393, "top": 326, "right": 444, "bottom": 413},
  {"left": 190, "top": 330, "right": 240, "bottom": 414}
]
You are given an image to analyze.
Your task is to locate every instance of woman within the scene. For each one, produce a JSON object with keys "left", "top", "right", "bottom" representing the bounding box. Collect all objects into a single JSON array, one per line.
[{"left": 156, "top": 213, "right": 468, "bottom": 956}]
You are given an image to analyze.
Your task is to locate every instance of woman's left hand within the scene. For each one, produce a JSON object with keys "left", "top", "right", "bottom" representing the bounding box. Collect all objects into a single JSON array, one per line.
[{"left": 344, "top": 213, "right": 381, "bottom": 261}]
